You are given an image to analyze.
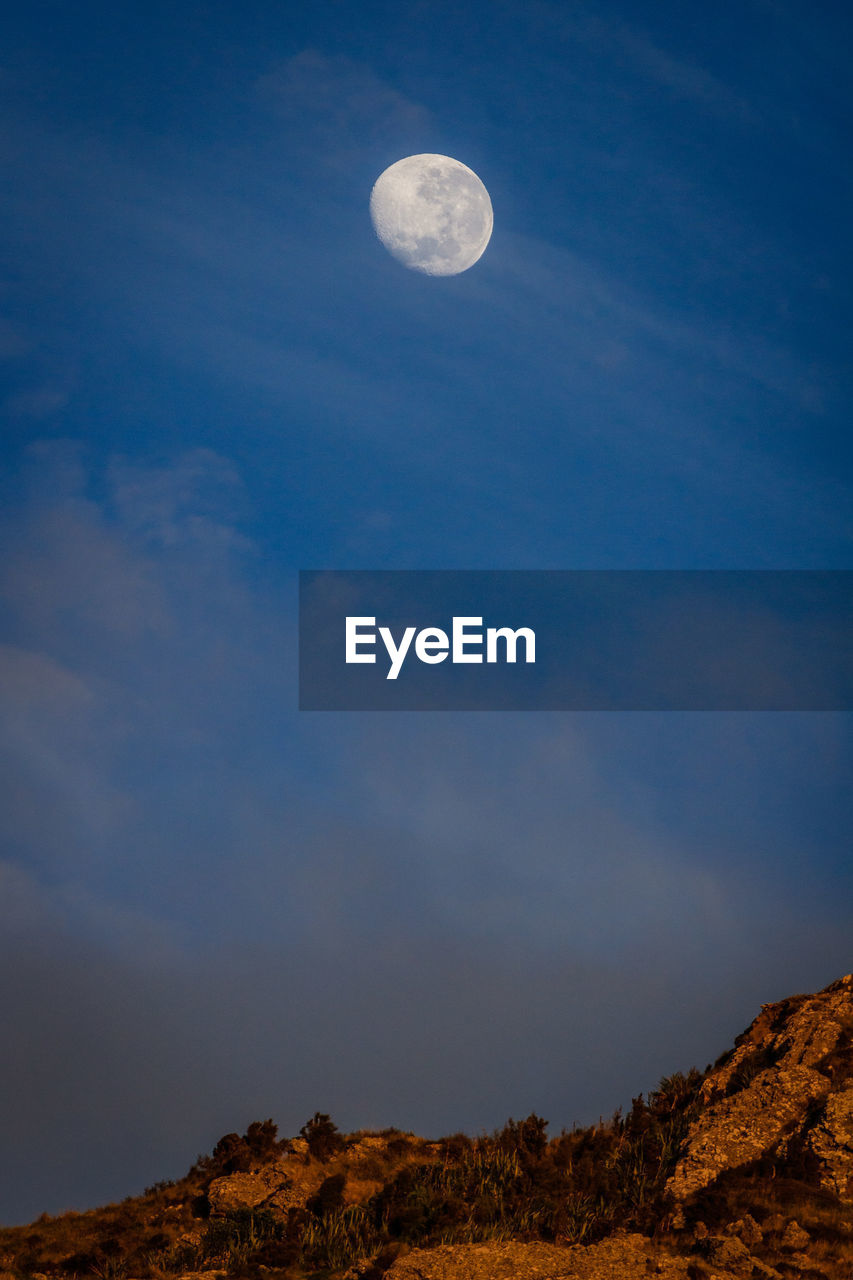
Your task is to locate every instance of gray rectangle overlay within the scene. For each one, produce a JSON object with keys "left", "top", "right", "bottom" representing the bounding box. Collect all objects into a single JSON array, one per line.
[{"left": 299, "top": 571, "right": 853, "bottom": 711}]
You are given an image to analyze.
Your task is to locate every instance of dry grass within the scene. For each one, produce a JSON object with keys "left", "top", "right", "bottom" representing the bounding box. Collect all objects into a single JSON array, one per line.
[
  {"left": 3, "top": 1097, "right": 853, "bottom": 1280},
  {"left": 682, "top": 1167, "right": 853, "bottom": 1279},
  {"left": 0, "top": 1179, "right": 204, "bottom": 1279}
]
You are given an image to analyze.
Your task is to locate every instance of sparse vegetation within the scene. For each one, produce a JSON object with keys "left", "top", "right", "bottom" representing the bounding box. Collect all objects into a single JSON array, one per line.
[
  {"left": 300, "top": 1112, "right": 344, "bottom": 1163},
  {"left": 4, "top": 975, "right": 853, "bottom": 1280},
  {"left": 678, "top": 1163, "right": 853, "bottom": 1279},
  {"left": 194, "top": 1117, "right": 289, "bottom": 1178},
  {"left": 0, "top": 1085, "right": 707, "bottom": 1279},
  {"left": 724, "top": 1043, "right": 786, "bottom": 1096}
]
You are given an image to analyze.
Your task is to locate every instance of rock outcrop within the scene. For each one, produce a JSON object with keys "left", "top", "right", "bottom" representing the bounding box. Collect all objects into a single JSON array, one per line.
[
  {"left": 207, "top": 1160, "right": 306, "bottom": 1216},
  {"left": 377, "top": 1234, "right": 763, "bottom": 1280},
  {"left": 807, "top": 1082, "right": 853, "bottom": 1197},
  {"left": 205, "top": 1131, "right": 440, "bottom": 1220},
  {"left": 668, "top": 973, "right": 853, "bottom": 1201}
]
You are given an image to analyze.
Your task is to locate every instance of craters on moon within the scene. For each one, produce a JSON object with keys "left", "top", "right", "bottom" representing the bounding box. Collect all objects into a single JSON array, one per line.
[{"left": 369, "top": 154, "right": 493, "bottom": 276}]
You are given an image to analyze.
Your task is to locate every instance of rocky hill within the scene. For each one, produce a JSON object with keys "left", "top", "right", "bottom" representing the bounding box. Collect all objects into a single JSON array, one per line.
[
  {"left": 669, "top": 973, "right": 853, "bottom": 1205},
  {"left": 2, "top": 975, "right": 852, "bottom": 1280}
]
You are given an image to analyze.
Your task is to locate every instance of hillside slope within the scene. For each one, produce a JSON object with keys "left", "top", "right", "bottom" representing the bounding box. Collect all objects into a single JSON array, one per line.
[{"left": 2, "top": 975, "right": 852, "bottom": 1280}]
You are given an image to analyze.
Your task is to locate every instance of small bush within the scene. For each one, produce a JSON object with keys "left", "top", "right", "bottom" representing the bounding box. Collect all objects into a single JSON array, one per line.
[
  {"left": 308, "top": 1173, "right": 347, "bottom": 1218},
  {"left": 300, "top": 1112, "right": 344, "bottom": 1162},
  {"left": 200, "top": 1119, "right": 287, "bottom": 1178},
  {"left": 211, "top": 1132, "right": 253, "bottom": 1174},
  {"left": 497, "top": 1114, "right": 549, "bottom": 1160},
  {"left": 245, "top": 1119, "right": 285, "bottom": 1161}
]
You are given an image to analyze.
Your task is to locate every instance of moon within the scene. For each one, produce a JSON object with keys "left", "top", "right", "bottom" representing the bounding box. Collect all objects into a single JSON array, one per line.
[{"left": 369, "top": 154, "right": 493, "bottom": 276}]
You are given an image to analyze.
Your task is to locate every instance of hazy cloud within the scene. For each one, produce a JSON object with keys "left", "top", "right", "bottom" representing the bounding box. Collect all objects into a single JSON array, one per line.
[
  {"left": 107, "top": 449, "right": 252, "bottom": 552},
  {"left": 604, "top": 21, "right": 758, "bottom": 123},
  {"left": 4, "top": 386, "right": 69, "bottom": 418},
  {"left": 256, "top": 51, "right": 431, "bottom": 161},
  {"left": 0, "top": 447, "right": 850, "bottom": 1225}
]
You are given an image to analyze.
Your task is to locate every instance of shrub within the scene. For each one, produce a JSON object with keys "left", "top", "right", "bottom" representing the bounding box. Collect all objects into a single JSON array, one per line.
[
  {"left": 202, "top": 1119, "right": 287, "bottom": 1177},
  {"left": 308, "top": 1173, "right": 347, "bottom": 1218},
  {"left": 245, "top": 1119, "right": 286, "bottom": 1161},
  {"left": 210, "top": 1132, "right": 253, "bottom": 1174},
  {"left": 300, "top": 1112, "right": 344, "bottom": 1162},
  {"left": 497, "top": 1114, "right": 549, "bottom": 1159}
]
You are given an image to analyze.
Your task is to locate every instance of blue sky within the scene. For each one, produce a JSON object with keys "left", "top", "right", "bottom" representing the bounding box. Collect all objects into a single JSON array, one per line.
[{"left": 1, "top": 0, "right": 851, "bottom": 1223}]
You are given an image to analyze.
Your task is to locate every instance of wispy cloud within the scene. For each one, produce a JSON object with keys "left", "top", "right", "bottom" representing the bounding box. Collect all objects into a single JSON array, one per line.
[
  {"left": 601, "top": 19, "right": 758, "bottom": 123},
  {"left": 256, "top": 50, "right": 432, "bottom": 163},
  {"left": 1, "top": 445, "right": 850, "bottom": 1224},
  {"left": 4, "top": 386, "right": 69, "bottom": 418},
  {"left": 107, "top": 448, "right": 252, "bottom": 551}
]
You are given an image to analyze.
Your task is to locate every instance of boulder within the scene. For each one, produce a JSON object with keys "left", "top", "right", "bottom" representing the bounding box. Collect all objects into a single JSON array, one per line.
[
  {"left": 807, "top": 1084, "right": 853, "bottom": 1197},
  {"left": 206, "top": 1161, "right": 305, "bottom": 1216},
  {"left": 727, "top": 1213, "right": 763, "bottom": 1247},
  {"left": 669, "top": 1064, "right": 830, "bottom": 1200},
  {"left": 669, "top": 975, "right": 853, "bottom": 1201},
  {"left": 780, "top": 1220, "right": 810, "bottom": 1252},
  {"left": 699, "top": 1233, "right": 780, "bottom": 1276}
]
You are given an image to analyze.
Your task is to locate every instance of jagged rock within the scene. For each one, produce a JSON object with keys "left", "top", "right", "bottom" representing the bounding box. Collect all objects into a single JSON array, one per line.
[
  {"left": 347, "top": 1134, "right": 390, "bottom": 1158},
  {"left": 707, "top": 1233, "right": 750, "bottom": 1262},
  {"left": 701, "top": 977, "right": 853, "bottom": 1104},
  {"left": 670, "top": 1064, "right": 831, "bottom": 1199},
  {"left": 807, "top": 1084, "right": 853, "bottom": 1196},
  {"left": 382, "top": 1234, "right": 746, "bottom": 1279},
  {"left": 781, "top": 1220, "right": 811, "bottom": 1251},
  {"left": 206, "top": 1160, "right": 305, "bottom": 1215},
  {"left": 694, "top": 1231, "right": 781, "bottom": 1280},
  {"left": 701, "top": 1234, "right": 756, "bottom": 1273},
  {"left": 669, "top": 975, "right": 853, "bottom": 1201},
  {"left": 727, "top": 1214, "right": 763, "bottom": 1247}
]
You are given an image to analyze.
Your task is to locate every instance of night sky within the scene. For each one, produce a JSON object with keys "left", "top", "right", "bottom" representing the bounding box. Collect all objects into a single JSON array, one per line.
[{"left": 1, "top": 0, "right": 852, "bottom": 1225}]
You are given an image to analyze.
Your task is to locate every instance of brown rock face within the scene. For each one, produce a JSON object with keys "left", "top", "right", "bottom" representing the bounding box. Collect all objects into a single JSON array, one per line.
[
  {"left": 207, "top": 1160, "right": 305, "bottom": 1216},
  {"left": 381, "top": 1235, "right": 749, "bottom": 1279},
  {"left": 807, "top": 1083, "right": 853, "bottom": 1197},
  {"left": 780, "top": 1220, "right": 811, "bottom": 1251},
  {"left": 668, "top": 974, "right": 853, "bottom": 1201},
  {"left": 728, "top": 1213, "right": 763, "bottom": 1247}
]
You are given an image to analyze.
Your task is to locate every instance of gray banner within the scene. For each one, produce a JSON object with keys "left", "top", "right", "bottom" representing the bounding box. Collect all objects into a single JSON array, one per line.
[{"left": 299, "top": 571, "right": 853, "bottom": 711}]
